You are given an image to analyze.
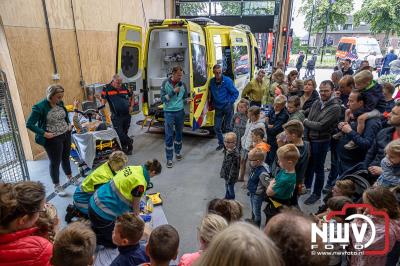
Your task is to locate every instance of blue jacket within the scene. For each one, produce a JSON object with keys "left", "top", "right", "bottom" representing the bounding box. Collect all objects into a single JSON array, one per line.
[
  {"left": 337, "top": 116, "right": 381, "bottom": 174},
  {"left": 110, "top": 244, "right": 149, "bottom": 266},
  {"left": 247, "top": 163, "right": 270, "bottom": 195},
  {"left": 209, "top": 75, "right": 239, "bottom": 109},
  {"left": 364, "top": 127, "right": 395, "bottom": 168},
  {"left": 359, "top": 81, "right": 386, "bottom": 113},
  {"left": 267, "top": 108, "right": 289, "bottom": 144},
  {"left": 383, "top": 52, "right": 398, "bottom": 68}
]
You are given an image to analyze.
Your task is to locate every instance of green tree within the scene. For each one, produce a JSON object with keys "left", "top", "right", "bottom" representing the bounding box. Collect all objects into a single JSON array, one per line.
[
  {"left": 214, "top": 2, "right": 241, "bottom": 15},
  {"left": 179, "top": 2, "right": 209, "bottom": 16},
  {"left": 299, "top": 0, "right": 353, "bottom": 34},
  {"left": 242, "top": 1, "right": 275, "bottom": 15},
  {"left": 353, "top": 0, "right": 400, "bottom": 46},
  {"left": 291, "top": 37, "right": 301, "bottom": 53},
  {"left": 179, "top": 1, "right": 275, "bottom": 17}
]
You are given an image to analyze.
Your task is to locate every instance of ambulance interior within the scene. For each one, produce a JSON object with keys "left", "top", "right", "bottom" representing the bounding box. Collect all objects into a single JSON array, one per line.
[{"left": 147, "top": 29, "right": 190, "bottom": 116}]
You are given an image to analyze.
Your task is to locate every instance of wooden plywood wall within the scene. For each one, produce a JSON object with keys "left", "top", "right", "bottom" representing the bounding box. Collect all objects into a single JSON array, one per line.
[
  {"left": 0, "top": 0, "right": 170, "bottom": 159},
  {"left": 0, "top": 22, "right": 34, "bottom": 160}
]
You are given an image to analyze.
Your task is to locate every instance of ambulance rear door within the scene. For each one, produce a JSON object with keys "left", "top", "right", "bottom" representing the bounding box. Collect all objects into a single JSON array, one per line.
[
  {"left": 230, "top": 30, "right": 251, "bottom": 91},
  {"left": 116, "top": 23, "right": 143, "bottom": 114},
  {"left": 187, "top": 21, "right": 209, "bottom": 129}
]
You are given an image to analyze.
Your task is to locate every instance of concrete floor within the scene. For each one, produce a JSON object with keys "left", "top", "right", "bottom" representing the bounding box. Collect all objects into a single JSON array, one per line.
[
  {"left": 28, "top": 119, "right": 325, "bottom": 257},
  {"left": 26, "top": 68, "right": 337, "bottom": 256},
  {"left": 27, "top": 123, "right": 253, "bottom": 255}
]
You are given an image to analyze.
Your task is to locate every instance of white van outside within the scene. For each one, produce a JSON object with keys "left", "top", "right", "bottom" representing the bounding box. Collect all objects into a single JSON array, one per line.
[{"left": 336, "top": 37, "right": 383, "bottom": 69}]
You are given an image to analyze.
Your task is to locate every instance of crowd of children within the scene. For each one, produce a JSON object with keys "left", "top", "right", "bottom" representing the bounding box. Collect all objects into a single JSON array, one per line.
[{"left": 1, "top": 60, "right": 400, "bottom": 266}]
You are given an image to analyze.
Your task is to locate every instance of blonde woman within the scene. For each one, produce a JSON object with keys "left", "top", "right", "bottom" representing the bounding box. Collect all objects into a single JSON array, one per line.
[
  {"left": 179, "top": 214, "right": 228, "bottom": 266},
  {"left": 26, "top": 85, "right": 72, "bottom": 196},
  {"left": 193, "top": 222, "right": 283, "bottom": 266}
]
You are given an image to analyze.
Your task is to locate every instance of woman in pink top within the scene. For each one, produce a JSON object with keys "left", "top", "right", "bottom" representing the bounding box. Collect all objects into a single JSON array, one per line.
[{"left": 178, "top": 214, "right": 228, "bottom": 266}]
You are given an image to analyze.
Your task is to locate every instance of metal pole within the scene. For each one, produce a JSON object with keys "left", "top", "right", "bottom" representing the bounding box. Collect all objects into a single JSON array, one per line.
[
  {"left": 70, "top": 0, "right": 85, "bottom": 88},
  {"left": 320, "top": 1, "right": 332, "bottom": 64},
  {"left": 41, "top": 0, "right": 58, "bottom": 76},
  {"left": 305, "top": 1, "right": 315, "bottom": 61}
]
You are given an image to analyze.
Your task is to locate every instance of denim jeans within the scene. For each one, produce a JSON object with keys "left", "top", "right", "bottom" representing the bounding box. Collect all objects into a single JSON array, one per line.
[
  {"left": 327, "top": 138, "right": 339, "bottom": 187},
  {"left": 250, "top": 193, "right": 264, "bottom": 226},
  {"left": 304, "top": 140, "right": 330, "bottom": 196},
  {"left": 164, "top": 110, "right": 185, "bottom": 161},
  {"left": 225, "top": 181, "right": 235, "bottom": 199},
  {"left": 380, "top": 67, "right": 390, "bottom": 76},
  {"left": 214, "top": 104, "right": 234, "bottom": 146}
]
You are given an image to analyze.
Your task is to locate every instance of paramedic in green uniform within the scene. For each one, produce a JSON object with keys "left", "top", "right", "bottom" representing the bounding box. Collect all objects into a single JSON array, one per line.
[
  {"left": 88, "top": 159, "right": 162, "bottom": 247},
  {"left": 72, "top": 151, "right": 128, "bottom": 217}
]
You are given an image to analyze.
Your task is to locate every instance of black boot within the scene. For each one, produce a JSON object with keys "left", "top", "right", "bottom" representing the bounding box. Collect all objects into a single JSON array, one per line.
[{"left": 65, "top": 204, "right": 77, "bottom": 223}]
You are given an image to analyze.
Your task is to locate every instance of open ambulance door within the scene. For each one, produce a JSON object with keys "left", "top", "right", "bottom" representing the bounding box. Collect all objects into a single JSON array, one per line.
[
  {"left": 187, "top": 22, "right": 209, "bottom": 129},
  {"left": 116, "top": 23, "right": 143, "bottom": 115},
  {"left": 230, "top": 30, "right": 251, "bottom": 91},
  {"left": 247, "top": 33, "right": 261, "bottom": 78}
]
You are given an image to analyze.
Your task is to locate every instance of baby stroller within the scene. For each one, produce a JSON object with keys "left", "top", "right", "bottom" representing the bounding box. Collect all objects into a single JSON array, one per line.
[
  {"left": 69, "top": 101, "right": 122, "bottom": 177},
  {"left": 339, "top": 169, "right": 372, "bottom": 202},
  {"left": 303, "top": 58, "right": 316, "bottom": 79}
]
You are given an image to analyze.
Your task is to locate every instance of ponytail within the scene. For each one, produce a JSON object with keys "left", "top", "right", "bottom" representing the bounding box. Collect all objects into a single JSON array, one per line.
[
  {"left": 0, "top": 183, "right": 18, "bottom": 227},
  {"left": 0, "top": 181, "right": 45, "bottom": 228},
  {"left": 145, "top": 159, "right": 162, "bottom": 175}
]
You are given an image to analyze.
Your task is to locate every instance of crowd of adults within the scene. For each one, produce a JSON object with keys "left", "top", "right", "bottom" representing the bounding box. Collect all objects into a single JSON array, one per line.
[{"left": 1, "top": 54, "right": 400, "bottom": 266}]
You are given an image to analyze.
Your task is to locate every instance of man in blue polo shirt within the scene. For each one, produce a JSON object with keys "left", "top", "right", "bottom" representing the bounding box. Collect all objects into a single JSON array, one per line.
[
  {"left": 101, "top": 74, "right": 133, "bottom": 155},
  {"left": 209, "top": 64, "right": 239, "bottom": 150}
]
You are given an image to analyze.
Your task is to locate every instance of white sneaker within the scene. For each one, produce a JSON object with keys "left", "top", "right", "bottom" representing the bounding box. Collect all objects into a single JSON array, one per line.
[
  {"left": 54, "top": 185, "right": 67, "bottom": 197},
  {"left": 166, "top": 160, "right": 173, "bottom": 168}
]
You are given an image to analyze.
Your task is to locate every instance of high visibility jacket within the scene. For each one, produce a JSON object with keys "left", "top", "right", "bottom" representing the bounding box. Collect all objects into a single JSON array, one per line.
[
  {"left": 89, "top": 166, "right": 149, "bottom": 221},
  {"left": 82, "top": 162, "right": 115, "bottom": 193},
  {"left": 73, "top": 162, "right": 116, "bottom": 214}
]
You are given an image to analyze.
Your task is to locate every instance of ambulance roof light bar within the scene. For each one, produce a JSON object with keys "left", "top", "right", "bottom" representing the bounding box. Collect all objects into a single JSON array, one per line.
[
  {"left": 187, "top": 17, "right": 220, "bottom": 26},
  {"left": 149, "top": 19, "right": 187, "bottom": 27},
  {"left": 234, "top": 24, "right": 251, "bottom": 32},
  {"left": 149, "top": 19, "right": 164, "bottom": 26}
]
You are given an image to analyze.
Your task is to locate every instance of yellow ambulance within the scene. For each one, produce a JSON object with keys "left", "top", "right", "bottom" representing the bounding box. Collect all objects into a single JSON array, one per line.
[{"left": 116, "top": 18, "right": 261, "bottom": 132}]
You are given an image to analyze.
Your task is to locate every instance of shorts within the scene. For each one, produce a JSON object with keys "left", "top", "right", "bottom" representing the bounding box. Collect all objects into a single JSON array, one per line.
[{"left": 241, "top": 149, "right": 249, "bottom": 160}]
